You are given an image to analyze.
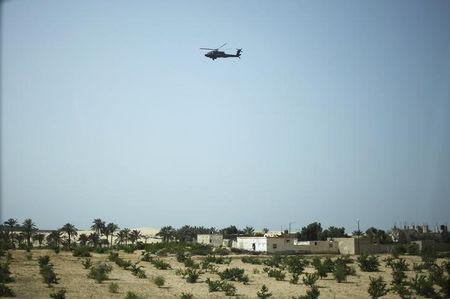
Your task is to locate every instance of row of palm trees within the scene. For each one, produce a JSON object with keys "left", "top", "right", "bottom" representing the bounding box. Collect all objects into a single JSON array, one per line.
[{"left": 0, "top": 218, "right": 146, "bottom": 249}]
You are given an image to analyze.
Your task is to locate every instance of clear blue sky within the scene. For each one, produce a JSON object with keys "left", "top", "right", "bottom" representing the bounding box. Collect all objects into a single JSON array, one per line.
[{"left": 2, "top": 0, "right": 450, "bottom": 231}]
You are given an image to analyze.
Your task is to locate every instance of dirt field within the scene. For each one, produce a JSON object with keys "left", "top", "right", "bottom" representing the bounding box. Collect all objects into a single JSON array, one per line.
[{"left": 4, "top": 250, "right": 448, "bottom": 298}]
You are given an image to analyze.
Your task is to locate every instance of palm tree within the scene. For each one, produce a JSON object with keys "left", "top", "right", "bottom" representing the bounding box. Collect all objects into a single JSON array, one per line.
[
  {"left": 88, "top": 232, "right": 100, "bottom": 247},
  {"left": 105, "top": 223, "right": 119, "bottom": 247},
  {"left": 22, "top": 219, "right": 38, "bottom": 247},
  {"left": 33, "top": 233, "right": 46, "bottom": 247},
  {"left": 116, "top": 229, "right": 129, "bottom": 245},
  {"left": 91, "top": 219, "right": 105, "bottom": 236},
  {"left": 3, "top": 218, "right": 17, "bottom": 247},
  {"left": 61, "top": 223, "right": 78, "bottom": 246},
  {"left": 129, "top": 229, "right": 142, "bottom": 245},
  {"left": 46, "top": 230, "right": 62, "bottom": 248},
  {"left": 242, "top": 226, "right": 255, "bottom": 236},
  {"left": 91, "top": 219, "right": 105, "bottom": 247},
  {"left": 78, "top": 234, "right": 89, "bottom": 246},
  {"left": 156, "top": 226, "right": 176, "bottom": 242}
]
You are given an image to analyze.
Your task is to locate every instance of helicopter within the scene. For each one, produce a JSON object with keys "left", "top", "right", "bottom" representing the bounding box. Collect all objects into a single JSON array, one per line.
[{"left": 200, "top": 43, "right": 242, "bottom": 60}]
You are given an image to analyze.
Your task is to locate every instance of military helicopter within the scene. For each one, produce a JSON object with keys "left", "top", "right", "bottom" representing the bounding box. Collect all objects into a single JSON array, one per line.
[{"left": 200, "top": 43, "right": 242, "bottom": 60}]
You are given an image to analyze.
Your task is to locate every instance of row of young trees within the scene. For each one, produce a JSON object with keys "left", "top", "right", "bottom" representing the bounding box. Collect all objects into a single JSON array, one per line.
[{"left": 0, "top": 218, "right": 147, "bottom": 250}]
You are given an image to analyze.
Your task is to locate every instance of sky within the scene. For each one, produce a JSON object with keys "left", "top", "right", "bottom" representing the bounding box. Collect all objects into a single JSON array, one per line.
[{"left": 1, "top": 0, "right": 450, "bottom": 232}]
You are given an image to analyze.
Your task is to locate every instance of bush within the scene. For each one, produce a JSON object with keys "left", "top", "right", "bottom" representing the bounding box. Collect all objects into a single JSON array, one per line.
[
  {"left": 266, "top": 268, "right": 285, "bottom": 281},
  {"left": 303, "top": 273, "right": 319, "bottom": 287},
  {"left": 293, "top": 285, "right": 320, "bottom": 299},
  {"left": 0, "top": 283, "right": 15, "bottom": 297},
  {"left": 357, "top": 254, "right": 380, "bottom": 272},
  {"left": 421, "top": 248, "right": 437, "bottom": 269},
  {"left": 406, "top": 243, "right": 419, "bottom": 255},
  {"left": 38, "top": 256, "right": 50, "bottom": 267},
  {"left": 257, "top": 284, "right": 272, "bottom": 299},
  {"left": 183, "top": 257, "right": 199, "bottom": 269},
  {"left": 392, "top": 244, "right": 406, "bottom": 257},
  {"left": 87, "top": 263, "right": 112, "bottom": 283},
  {"left": 81, "top": 258, "right": 93, "bottom": 269},
  {"left": 40, "top": 264, "right": 59, "bottom": 286},
  {"left": 124, "top": 291, "right": 140, "bottom": 299},
  {"left": 150, "top": 258, "right": 171, "bottom": 270},
  {"left": 206, "top": 278, "right": 222, "bottom": 292},
  {"left": 284, "top": 256, "right": 309, "bottom": 274},
  {"left": 203, "top": 255, "right": 231, "bottom": 265},
  {"left": 0, "top": 262, "right": 14, "bottom": 283},
  {"left": 263, "top": 255, "right": 283, "bottom": 268},
  {"left": 50, "top": 289, "right": 66, "bottom": 299},
  {"left": 26, "top": 253, "right": 33, "bottom": 261},
  {"left": 242, "top": 256, "right": 263, "bottom": 265},
  {"left": 182, "top": 268, "right": 201, "bottom": 283},
  {"left": 153, "top": 275, "right": 165, "bottom": 287},
  {"left": 410, "top": 274, "right": 437, "bottom": 298},
  {"left": 180, "top": 292, "right": 193, "bottom": 299},
  {"left": 368, "top": 276, "right": 388, "bottom": 299},
  {"left": 218, "top": 267, "right": 249, "bottom": 283},
  {"left": 130, "top": 262, "right": 146, "bottom": 278},
  {"left": 176, "top": 252, "right": 188, "bottom": 263},
  {"left": 72, "top": 246, "right": 91, "bottom": 257},
  {"left": 222, "top": 281, "right": 237, "bottom": 296},
  {"left": 109, "top": 282, "right": 119, "bottom": 293},
  {"left": 391, "top": 283, "right": 412, "bottom": 299},
  {"left": 205, "top": 279, "right": 236, "bottom": 296},
  {"left": 94, "top": 247, "right": 109, "bottom": 254},
  {"left": 333, "top": 262, "right": 348, "bottom": 283},
  {"left": 290, "top": 272, "right": 300, "bottom": 284}
]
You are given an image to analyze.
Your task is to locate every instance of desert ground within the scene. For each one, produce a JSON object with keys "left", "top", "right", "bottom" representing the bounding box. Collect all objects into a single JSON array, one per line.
[{"left": 3, "top": 249, "right": 448, "bottom": 299}]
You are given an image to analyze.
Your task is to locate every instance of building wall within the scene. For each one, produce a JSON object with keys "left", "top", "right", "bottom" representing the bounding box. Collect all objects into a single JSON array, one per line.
[
  {"left": 197, "top": 234, "right": 223, "bottom": 247},
  {"left": 292, "top": 240, "right": 339, "bottom": 254},
  {"left": 233, "top": 237, "right": 267, "bottom": 252}
]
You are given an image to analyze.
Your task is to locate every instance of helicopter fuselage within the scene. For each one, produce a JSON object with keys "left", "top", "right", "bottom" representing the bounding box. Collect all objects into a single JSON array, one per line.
[{"left": 205, "top": 49, "right": 242, "bottom": 60}]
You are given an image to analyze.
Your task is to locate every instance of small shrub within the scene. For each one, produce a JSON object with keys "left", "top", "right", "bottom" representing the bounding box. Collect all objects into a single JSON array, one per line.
[
  {"left": 302, "top": 273, "right": 319, "bottom": 287},
  {"left": 87, "top": 263, "right": 112, "bottom": 283},
  {"left": 180, "top": 292, "right": 193, "bottom": 299},
  {"left": 368, "top": 276, "right": 388, "bottom": 299},
  {"left": 253, "top": 268, "right": 260, "bottom": 274},
  {"left": 72, "top": 246, "right": 91, "bottom": 257},
  {"left": 391, "top": 283, "right": 412, "bottom": 299},
  {"left": 0, "top": 262, "right": 14, "bottom": 283},
  {"left": 257, "top": 284, "right": 272, "bottom": 299},
  {"left": 242, "top": 256, "right": 262, "bottom": 265},
  {"left": 293, "top": 285, "right": 320, "bottom": 299},
  {"left": 109, "top": 282, "right": 119, "bottom": 293},
  {"left": 0, "top": 283, "right": 15, "bottom": 297},
  {"left": 333, "top": 262, "right": 347, "bottom": 283},
  {"left": 182, "top": 268, "right": 201, "bottom": 283},
  {"left": 222, "top": 281, "right": 237, "bottom": 296},
  {"left": 290, "top": 272, "right": 300, "bottom": 284},
  {"left": 49, "top": 289, "right": 66, "bottom": 299},
  {"left": 357, "top": 254, "right": 380, "bottom": 272},
  {"left": 392, "top": 244, "right": 406, "bottom": 257},
  {"left": 40, "top": 264, "right": 59, "bottom": 286},
  {"left": 150, "top": 258, "right": 171, "bottom": 270},
  {"left": 94, "top": 247, "right": 109, "bottom": 254},
  {"left": 206, "top": 278, "right": 222, "bottom": 292},
  {"left": 410, "top": 274, "right": 436, "bottom": 298},
  {"left": 284, "top": 256, "right": 309, "bottom": 274},
  {"left": 130, "top": 262, "right": 147, "bottom": 278},
  {"left": 219, "top": 267, "right": 249, "bottom": 283},
  {"left": 266, "top": 268, "right": 285, "bottom": 281},
  {"left": 124, "top": 291, "right": 140, "bottom": 299},
  {"left": 176, "top": 252, "right": 187, "bottom": 263},
  {"left": 38, "top": 256, "right": 50, "bottom": 267},
  {"left": 406, "top": 243, "right": 419, "bottom": 255},
  {"left": 26, "top": 253, "right": 33, "bottom": 261},
  {"left": 81, "top": 258, "right": 93, "bottom": 269},
  {"left": 153, "top": 275, "right": 165, "bottom": 288}
]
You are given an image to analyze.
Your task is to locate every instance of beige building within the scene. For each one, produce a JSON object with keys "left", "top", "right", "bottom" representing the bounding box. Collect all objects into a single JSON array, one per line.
[{"left": 197, "top": 234, "right": 224, "bottom": 247}]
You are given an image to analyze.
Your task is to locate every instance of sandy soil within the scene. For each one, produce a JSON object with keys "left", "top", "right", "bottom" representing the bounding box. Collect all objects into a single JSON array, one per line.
[{"left": 4, "top": 250, "right": 448, "bottom": 298}]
